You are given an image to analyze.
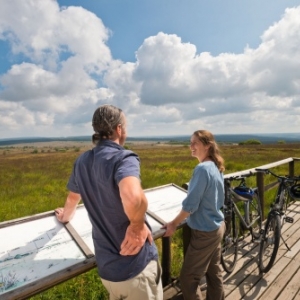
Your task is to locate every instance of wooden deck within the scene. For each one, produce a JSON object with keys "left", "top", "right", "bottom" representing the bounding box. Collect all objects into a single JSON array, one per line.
[{"left": 163, "top": 201, "right": 300, "bottom": 300}]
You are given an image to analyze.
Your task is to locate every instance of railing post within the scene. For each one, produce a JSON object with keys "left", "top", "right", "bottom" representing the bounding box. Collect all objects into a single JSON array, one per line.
[
  {"left": 162, "top": 236, "right": 171, "bottom": 287},
  {"left": 256, "top": 171, "right": 265, "bottom": 220},
  {"left": 289, "top": 160, "right": 295, "bottom": 177},
  {"left": 181, "top": 184, "right": 191, "bottom": 259},
  {"left": 182, "top": 224, "right": 191, "bottom": 257}
]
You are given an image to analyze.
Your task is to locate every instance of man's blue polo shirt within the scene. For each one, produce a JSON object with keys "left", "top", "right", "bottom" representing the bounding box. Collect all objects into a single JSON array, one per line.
[{"left": 67, "top": 140, "right": 158, "bottom": 281}]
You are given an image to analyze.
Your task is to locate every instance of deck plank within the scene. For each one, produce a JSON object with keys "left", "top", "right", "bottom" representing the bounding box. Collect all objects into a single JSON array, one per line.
[
  {"left": 233, "top": 203, "right": 300, "bottom": 299},
  {"left": 163, "top": 202, "right": 300, "bottom": 300},
  {"left": 257, "top": 250, "right": 300, "bottom": 299},
  {"left": 271, "top": 262, "right": 300, "bottom": 300},
  {"left": 164, "top": 202, "right": 300, "bottom": 300},
  {"left": 263, "top": 253, "right": 300, "bottom": 300}
]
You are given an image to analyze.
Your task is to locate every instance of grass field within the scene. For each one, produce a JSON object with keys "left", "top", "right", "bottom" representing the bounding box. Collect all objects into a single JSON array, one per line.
[{"left": 1, "top": 141, "right": 300, "bottom": 299}]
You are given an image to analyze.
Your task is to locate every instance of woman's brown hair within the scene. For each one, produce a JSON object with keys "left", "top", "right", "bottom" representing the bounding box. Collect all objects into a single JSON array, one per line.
[{"left": 193, "top": 130, "right": 225, "bottom": 172}]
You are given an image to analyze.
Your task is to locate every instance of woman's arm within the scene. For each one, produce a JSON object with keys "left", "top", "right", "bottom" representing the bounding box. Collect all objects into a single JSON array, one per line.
[{"left": 162, "top": 209, "right": 190, "bottom": 237}]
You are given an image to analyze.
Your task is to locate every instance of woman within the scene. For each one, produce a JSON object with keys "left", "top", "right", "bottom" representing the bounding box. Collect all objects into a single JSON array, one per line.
[{"left": 163, "top": 130, "right": 225, "bottom": 300}]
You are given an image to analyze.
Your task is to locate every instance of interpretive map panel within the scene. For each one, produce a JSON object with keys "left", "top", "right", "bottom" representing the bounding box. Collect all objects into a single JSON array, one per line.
[
  {"left": 70, "top": 184, "right": 187, "bottom": 242},
  {"left": 0, "top": 216, "right": 85, "bottom": 296},
  {"left": 70, "top": 204, "right": 166, "bottom": 242},
  {"left": 146, "top": 184, "right": 187, "bottom": 224},
  {"left": 0, "top": 183, "right": 187, "bottom": 297},
  {"left": 69, "top": 206, "right": 94, "bottom": 253}
]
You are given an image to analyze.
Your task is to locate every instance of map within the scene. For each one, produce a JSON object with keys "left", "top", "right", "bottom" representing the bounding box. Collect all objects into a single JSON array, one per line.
[{"left": 0, "top": 216, "right": 85, "bottom": 295}]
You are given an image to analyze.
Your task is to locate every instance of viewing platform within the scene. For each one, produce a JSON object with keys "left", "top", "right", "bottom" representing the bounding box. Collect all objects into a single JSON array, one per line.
[{"left": 163, "top": 200, "right": 300, "bottom": 300}]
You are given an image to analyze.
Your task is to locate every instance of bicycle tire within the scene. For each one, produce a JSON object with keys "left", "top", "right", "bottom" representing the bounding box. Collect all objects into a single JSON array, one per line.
[
  {"left": 279, "top": 187, "right": 292, "bottom": 227},
  {"left": 247, "top": 192, "right": 263, "bottom": 239},
  {"left": 221, "top": 210, "right": 239, "bottom": 273},
  {"left": 259, "top": 213, "right": 281, "bottom": 273}
]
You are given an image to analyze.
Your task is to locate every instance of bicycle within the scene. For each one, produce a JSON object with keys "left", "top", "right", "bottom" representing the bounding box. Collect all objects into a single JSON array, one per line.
[
  {"left": 221, "top": 175, "right": 263, "bottom": 273},
  {"left": 255, "top": 168, "right": 300, "bottom": 273}
]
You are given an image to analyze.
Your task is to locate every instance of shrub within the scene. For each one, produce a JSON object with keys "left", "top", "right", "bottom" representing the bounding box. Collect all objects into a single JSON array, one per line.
[
  {"left": 239, "top": 139, "right": 261, "bottom": 145},
  {"left": 277, "top": 140, "right": 286, "bottom": 144}
]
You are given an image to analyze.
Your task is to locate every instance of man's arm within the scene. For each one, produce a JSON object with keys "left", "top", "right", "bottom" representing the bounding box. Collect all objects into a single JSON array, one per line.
[
  {"left": 119, "top": 176, "right": 152, "bottom": 256},
  {"left": 55, "top": 191, "right": 81, "bottom": 223}
]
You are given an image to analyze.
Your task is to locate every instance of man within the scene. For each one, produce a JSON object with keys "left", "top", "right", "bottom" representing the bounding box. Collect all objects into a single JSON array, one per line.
[{"left": 55, "top": 104, "right": 163, "bottom": 300}]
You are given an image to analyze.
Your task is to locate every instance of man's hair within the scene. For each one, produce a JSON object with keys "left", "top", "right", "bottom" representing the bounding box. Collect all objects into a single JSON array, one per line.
[
  {"left": 193, "top": 130, "right": 225, "bottom": 172},
  {"left": 92, "top": 104, "right": 124, "bottom": 144}
]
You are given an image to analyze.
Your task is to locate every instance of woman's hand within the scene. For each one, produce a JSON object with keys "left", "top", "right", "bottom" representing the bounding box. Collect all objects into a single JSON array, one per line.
[
  {"left": 161, "top": 209, "right": 190, "bottom": 237},
  {"left": 162, "top": 221, "right": 177, "bottom": 237}
]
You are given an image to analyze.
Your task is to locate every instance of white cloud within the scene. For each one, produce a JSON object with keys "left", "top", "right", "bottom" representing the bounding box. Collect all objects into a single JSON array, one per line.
[
  {"left": 0, "top": 0, "right": 113, "bottom": 137},
  {"left": 0, "top": 1, "right": 111, "bottom": 70},
  {"left": 0, "top": 1, "right": 300, "bottom": 138}
]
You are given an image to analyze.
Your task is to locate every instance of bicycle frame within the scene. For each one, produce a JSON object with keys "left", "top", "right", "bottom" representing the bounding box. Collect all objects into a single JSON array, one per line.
[
  {"left": 224, "top": 178, "right": 261, "bottom": 233},
  {"left": 256, "top": 168, "right": 298, "bottom": 220},
  {"left": 230, "top": 189, "right": 261, "bottom": 230}
]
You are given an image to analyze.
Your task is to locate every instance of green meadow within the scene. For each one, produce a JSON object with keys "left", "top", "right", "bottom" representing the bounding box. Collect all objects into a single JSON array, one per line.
[{"left": 1, "top": 141, "right": 300, "bottom": 299}]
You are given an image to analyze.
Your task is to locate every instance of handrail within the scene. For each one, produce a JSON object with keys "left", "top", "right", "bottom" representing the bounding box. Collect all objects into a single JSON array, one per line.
[
  {"left": 182, "top": 157, "right": 300, "bottom": 219},
  {"left": 224, "top": 157, "right": 295, "bottom": 179},
  {"left": 183, "top": 157, "right": 300, "bottom": 187}
]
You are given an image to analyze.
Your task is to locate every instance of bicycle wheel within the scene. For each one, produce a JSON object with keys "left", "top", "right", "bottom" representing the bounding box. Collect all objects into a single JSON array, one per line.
[
  {"left": 246, "top": 192, "right": 263, "bottom": 239},
  {"left": 259, "top": 213, "right": 281, "bottom": 273},
  {"left": 221, "top": 210, "right": 239, "bottom": 273},
  {"left": 278, "top": 188, "right": 291, "bottom": 228}
]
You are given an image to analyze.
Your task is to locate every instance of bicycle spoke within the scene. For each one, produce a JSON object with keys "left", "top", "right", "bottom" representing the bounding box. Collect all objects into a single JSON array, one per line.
[
  {"left": 221, "top": 212, "right": 239, "bottom": 273},
  {"left": 259, "top": 214, "right": 280, "bottom": 273},
  {"left": 248, "top": 193, "right": 263, "bottom": 239}
]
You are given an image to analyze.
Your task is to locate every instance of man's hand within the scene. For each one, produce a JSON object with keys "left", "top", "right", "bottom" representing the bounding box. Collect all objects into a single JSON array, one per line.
[
  {"left": 55, "top": 207, "right": 66, "bottom": 223},
  {"left": 120, "top": 223, "right": 153, "bottom": 256},
  {"left": 54, "top": 191, "right": 81, "bottom": 223}
]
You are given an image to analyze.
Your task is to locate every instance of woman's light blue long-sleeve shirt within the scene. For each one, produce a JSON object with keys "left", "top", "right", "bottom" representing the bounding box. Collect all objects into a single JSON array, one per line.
[{"left": 182, "top": 161, "right": 224, "bottom": 231}]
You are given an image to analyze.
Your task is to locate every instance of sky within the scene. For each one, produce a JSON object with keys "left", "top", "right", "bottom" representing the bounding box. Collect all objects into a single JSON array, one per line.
[{"left": 0, "top": 0, "right": 300, "bottom": 139}]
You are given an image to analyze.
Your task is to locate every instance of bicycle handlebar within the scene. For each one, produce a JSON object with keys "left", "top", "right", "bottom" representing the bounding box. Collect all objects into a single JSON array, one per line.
[
  {"left": 255, "top": 168, "right": 300, "bottom": 183},
  {"left": 255, "top": 168, "right": 277, "bottom": 176},
  {"left": 225, "top": 172, "right": 254, "bottom": 182}
]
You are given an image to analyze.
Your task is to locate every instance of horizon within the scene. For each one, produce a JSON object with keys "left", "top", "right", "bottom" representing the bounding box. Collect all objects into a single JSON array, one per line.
[{"left": 1, "top": 132, "right": 300, "bottom": 143}]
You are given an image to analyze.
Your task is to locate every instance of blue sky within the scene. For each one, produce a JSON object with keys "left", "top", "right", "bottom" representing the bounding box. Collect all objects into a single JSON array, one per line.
[
  {"left": 0, "top": 0, "right": 300, "bottom": 138},
  {"left": 58, "top": 1, "right": 286, "bottom": 61}
]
